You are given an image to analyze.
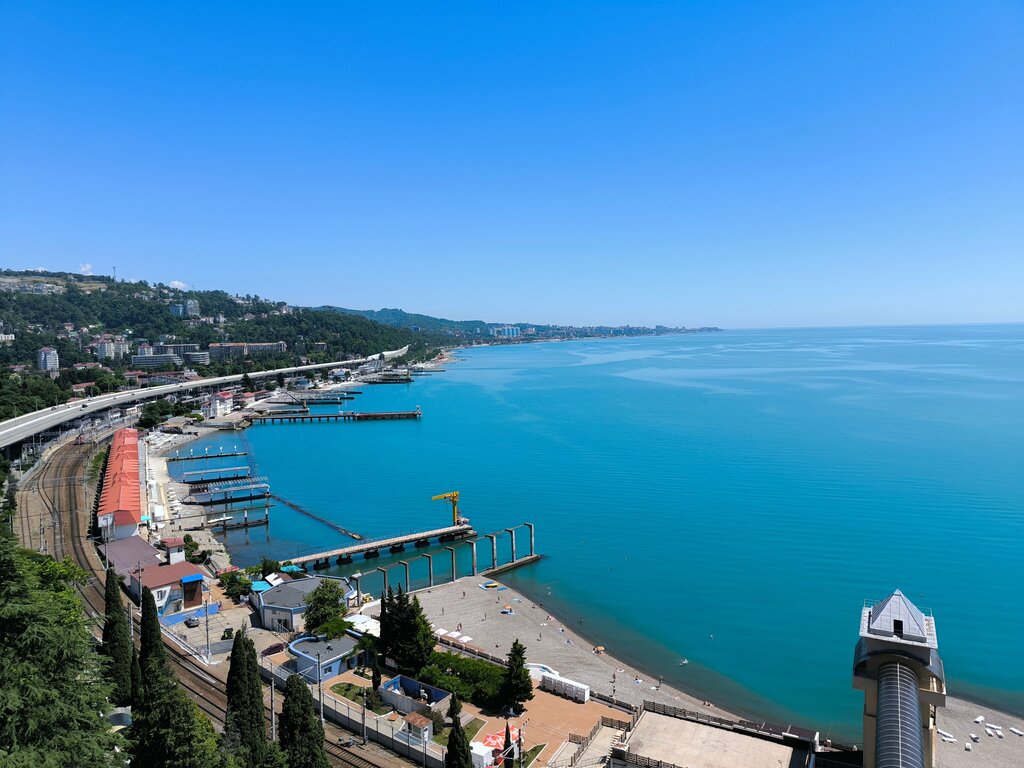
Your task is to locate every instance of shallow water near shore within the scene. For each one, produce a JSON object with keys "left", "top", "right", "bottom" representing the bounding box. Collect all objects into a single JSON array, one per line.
[{"left": 173, "top": 325, "right": 1024, "bottom": 739}]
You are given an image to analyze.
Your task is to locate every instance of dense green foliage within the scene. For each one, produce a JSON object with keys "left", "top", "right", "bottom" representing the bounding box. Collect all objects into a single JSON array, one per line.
[
  {"left": 101, "top": 566, "right": 133, "bottom": 706},
  {"left": 417, "top": 651, "right": 504, "bottom": 711},
  {"left": 279, "top": 674, "right": 329, "bottom": 768},
  {"left": 303, "top": 578, "right": 347, "bottom": 636},
  {"left": 498, "top": 639, "right": 534, "bottom": 715},
  {"left": 377, "top": 585, "right": 435, "bottom": 675},
  {"left": 0, "top": 371, "right": 71, "bottom": 420},
  {"left": 220, "top": 570, "right": 254, "bottom": 601},
  {"left": 137, "top": 397, "right": 194, "bottom": 429},
  {"left": 0, "top": 536, "right": 122, "bottom": 766},
  {"left": 132, "top": 586, "right": 224, "bottom": 767},
  {"left": 224, "top": 631, "right": 269, "bottom": 768},
  {"left": 444, "top": 712, "right": 473, "bottom": 768},
  {"left": 321, "top": 306, "right": 489, "bottom": 336},
  {"left": 0, "top": 269, "right": 444, "bottom": 376}
]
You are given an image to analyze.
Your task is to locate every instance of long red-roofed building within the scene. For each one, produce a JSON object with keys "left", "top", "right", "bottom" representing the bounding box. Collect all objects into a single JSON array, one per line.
[{"left": 97, "top": 428, "right": 143, "bottom": 541}]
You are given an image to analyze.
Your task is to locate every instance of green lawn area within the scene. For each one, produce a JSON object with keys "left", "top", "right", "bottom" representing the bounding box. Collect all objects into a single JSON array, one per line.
[
  {"left": 330, "top": 682, "right": 390, "bottom": 715},
  {"left": 523, "top": 743, "right": 546, "bottom": 767},
  {"left": 433, "top": 717, "right": 485, "bottom": 746}
]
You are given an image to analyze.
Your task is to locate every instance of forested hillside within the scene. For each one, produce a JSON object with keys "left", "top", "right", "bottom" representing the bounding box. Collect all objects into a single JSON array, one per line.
[{"left": 0, "top": 270, "right": 443, "bottom": 370}]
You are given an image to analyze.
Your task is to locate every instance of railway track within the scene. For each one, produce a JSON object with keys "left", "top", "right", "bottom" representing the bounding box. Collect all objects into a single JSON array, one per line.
[{"left": 26, "top": 440, "right": 406, "bottom": 768}]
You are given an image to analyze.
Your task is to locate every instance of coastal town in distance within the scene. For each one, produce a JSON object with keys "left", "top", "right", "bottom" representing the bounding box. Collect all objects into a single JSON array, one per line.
[{"left": 2, "top": 4, "right": 1022, "bottom": 768}]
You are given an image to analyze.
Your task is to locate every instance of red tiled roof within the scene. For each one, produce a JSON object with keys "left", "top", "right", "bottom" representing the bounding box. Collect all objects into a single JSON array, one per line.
[
  {"left": 139, "top": 560, "right": 205, "bottom": 589},
  {"left": 99, "top": 429, "right": 142, "bottom": 527}
]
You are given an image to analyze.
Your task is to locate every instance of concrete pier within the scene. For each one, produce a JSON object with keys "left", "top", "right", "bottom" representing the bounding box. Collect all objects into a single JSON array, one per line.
[
  {"left": 288, "top": 523, "right": 474, "bottom": 566},
  {"left": 251, "top": 409, "right": 421, "bottom": 424}
]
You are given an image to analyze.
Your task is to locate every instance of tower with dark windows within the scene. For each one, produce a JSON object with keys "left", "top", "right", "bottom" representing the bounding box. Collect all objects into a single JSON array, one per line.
[{"left": 852, "top": 589, "right": 946, "bottom": 768}]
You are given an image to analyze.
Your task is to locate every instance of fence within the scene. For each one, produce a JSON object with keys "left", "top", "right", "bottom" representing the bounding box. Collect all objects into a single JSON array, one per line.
[
  {"left": 258, "top": 655, "right": 448, "bottom": 768},
  {"left": 610, "top": 749, "right": 686, "bottom": 768}
]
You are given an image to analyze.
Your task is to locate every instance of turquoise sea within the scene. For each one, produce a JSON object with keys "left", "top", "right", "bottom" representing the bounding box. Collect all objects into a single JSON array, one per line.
[{"left": 172, "top": 325, "right": 1024, "bottom": 739}]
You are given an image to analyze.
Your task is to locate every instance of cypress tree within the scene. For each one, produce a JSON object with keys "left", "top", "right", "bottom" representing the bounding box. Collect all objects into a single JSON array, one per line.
[
  {"left": 225, "top": 629, "right": 268, "bottom": 768},
  {"left": 444, "top": 696, "right": 471, "bottom": 768},
  {"left": 502, "top": 721, "right": 513, "bottom": 767},
  {"left": 138, "top": 585, "right": 166, "bottom": 696},
  {"left": 498, "top": 640, "right": 533, "bottom": 715},
  {"left": 377, "top": 586, "right": 394, "bottom": 662},
  {"left": 101, "top": 566, "right": 133, "bottom": 706},
  {"left": 279, "top": 674, "right": 329, "bottom": 768},
  {"left": 132, "top": 585, "right": 223, "bottom": 768}
]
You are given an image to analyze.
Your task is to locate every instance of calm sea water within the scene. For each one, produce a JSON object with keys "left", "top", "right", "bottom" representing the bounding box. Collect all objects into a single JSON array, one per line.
[{"left": 173, "top": 325, "right": 1024, "bottom": 738}]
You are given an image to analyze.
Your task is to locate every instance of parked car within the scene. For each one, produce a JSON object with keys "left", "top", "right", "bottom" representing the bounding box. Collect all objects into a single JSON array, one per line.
[
  {"left": 260, "top": 643, "right": 285, "bottom": 657},
  {"left": 184, "top": 615, "right": 201, "bottom": 628}
]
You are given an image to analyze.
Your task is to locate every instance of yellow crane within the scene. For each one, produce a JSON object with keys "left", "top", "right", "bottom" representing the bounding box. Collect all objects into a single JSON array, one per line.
[{"left": 432, "top": 491, "right": 465, "bottom": 526}]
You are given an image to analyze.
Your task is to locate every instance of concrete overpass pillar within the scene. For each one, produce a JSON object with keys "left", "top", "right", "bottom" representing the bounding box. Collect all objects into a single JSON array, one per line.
[{"left": 524, "top": 522, "right": 535, "bottom": 557}]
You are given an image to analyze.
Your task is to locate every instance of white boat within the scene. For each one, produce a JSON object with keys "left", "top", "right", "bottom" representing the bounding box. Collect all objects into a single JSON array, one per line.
[{"left": 206, "top": 515, "right": 234, "bottom": 525}]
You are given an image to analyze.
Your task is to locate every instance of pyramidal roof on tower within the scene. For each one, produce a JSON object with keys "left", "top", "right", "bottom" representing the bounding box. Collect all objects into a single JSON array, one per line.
[{"left": 867, "top": 589, "right": 929, "bottom": 643}]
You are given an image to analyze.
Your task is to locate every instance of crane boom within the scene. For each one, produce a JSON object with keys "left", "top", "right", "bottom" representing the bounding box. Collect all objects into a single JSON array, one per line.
[{"left": 431, "top": 491, "right": 461, "bottom": 526}]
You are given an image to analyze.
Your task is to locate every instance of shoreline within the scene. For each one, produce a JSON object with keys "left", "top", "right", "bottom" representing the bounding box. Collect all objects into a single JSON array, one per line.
[
  {"left": 410, "top": 575, "right": 1024, "bottom": 766},
  {"left": 139, "top": 353, "right": 1024, "bottom": 756}
]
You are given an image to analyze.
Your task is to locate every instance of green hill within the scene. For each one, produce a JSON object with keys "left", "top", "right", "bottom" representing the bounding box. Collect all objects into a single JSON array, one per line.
[{"left": 318, "top": 306, "right": 491, "bottom": 337}]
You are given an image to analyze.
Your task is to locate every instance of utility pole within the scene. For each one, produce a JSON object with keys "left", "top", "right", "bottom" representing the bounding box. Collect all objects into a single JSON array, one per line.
[
  {"left": 204, "top": 598, "right": 211, "bottom": 663},
  {"left": 361, "top": 686, "right": 367, "bottom": 744},
  {"left": 317, "top": 651, "right": 324, "bottom": 726},
  {"left": 421, "top": 730, "right": 427, "bottom": 767}
]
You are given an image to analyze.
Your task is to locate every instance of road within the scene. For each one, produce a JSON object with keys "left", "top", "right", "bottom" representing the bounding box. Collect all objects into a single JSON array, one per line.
[
  {"left": 17, "top": 439, "right": 410, "bottom": 768},
  {"left": 0, "top": 345, "right": 409, "bottom": 450}
]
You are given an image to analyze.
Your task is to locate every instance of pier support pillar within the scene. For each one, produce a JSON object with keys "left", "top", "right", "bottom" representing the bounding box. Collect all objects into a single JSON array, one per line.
[
  {"left": 374, "top": 567, "right": 388, "bottom": 594},
  {"left": 505, "top": 528, "right": 517, "bottom": 563},
  {"left": 470, "top": 540, "right": 478, "bottom": 577},
  {"left": 422, "top": 554, "right": 433, "bottom": 587},
  {"left": 485, "top": 534, "right": 497, "bottom": 570},
  {"left": 444, "top": 546, "right": 456, "bottom": 582},
  {"left": 351, "top": 574, "right": 362, "bottom": 607},
  {"left": 524, "top": 522, "right": 535, "bottom": 556},
  {"left": 400, "top": 561, "right": 410, "bottom": 593}
]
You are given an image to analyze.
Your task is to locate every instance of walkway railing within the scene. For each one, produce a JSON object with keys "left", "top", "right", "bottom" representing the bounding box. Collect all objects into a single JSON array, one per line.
[{"left": 257, "top": 656, "right": 448, "bottom": 768}]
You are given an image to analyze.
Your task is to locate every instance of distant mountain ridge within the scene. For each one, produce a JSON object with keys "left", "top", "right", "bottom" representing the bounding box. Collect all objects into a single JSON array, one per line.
[{"left": 317, "top": 306, "right": 493, "bottom": 335}]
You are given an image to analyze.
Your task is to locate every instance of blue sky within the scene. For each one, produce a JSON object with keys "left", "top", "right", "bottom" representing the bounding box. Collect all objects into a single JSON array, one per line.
[{"left": 1, "top": 2, "right": 1021, "bottom": 328}]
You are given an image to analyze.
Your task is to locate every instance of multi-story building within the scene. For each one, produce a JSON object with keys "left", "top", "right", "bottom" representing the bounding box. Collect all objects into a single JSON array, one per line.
[
  {"left": 154, "top": 343, "right": 200, "bottom": 356},
  {"left": 184, "top": 299, "right": 200, "bottom": 317},
  {"left": 208, "top": 341, "right": 287, "bottom": 360},
  {"left": 183, "top": 351, "right": 210, "bottom": 366},
  {"left": 169, "top": 303, "right": 185, "bottom": 318},
  {"left": 136, "top": 343, "right": 154, "bottom": 357},
  {"left": 37, "top": 346, "right": 59, "bottom": 371},
  {"left": 130, "top": 353, "right": 183, "bottom": 369},
  {"left": 490, "top": 325, "right": 521, "bottom": 338}
]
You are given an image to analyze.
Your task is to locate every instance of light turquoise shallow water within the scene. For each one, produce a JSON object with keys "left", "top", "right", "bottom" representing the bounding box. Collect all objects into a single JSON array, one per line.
[{"left": 173, "top": 325, "right": 1024, "bottom": 738}]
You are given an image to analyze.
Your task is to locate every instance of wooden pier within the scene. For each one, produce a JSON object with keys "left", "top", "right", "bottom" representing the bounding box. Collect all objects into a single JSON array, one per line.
[
  {"left": 251, "top": 409, "right": 421, "bottom": 424},
  {"left": 290, "top": 523, "right": 475, "bottom": 567}
]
